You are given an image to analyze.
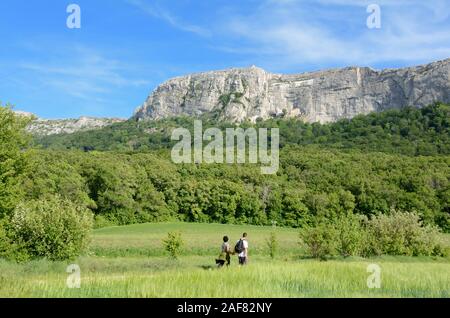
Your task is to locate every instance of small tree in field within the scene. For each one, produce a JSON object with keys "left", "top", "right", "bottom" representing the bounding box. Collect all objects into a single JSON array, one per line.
[
  {"left": 335, "top": 214, "right": 365, "bottom": 257},
  {"left": 163, "top": 231, "right": 184, "bottom": 260},
  {"left": 300, "top": 223, "right": 338, "bottom": 260},
  {"left": 266, "top": 231, "right": 278, "bottom": 259}
]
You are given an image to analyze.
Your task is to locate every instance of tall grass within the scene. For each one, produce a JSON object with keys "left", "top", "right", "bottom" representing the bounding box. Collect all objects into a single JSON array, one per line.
[
  {"left": 0, "top": 222, "right": 449, "bottom": 298},
  {"left": 1, "top": 257, "right": 449, "bottom": 298}
]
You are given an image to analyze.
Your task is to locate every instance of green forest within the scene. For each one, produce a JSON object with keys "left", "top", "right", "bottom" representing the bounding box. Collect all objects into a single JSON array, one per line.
[
  {"left": 1, "top": 103, "right": 449, "bottom": 261},
  {"left": 30, "top": 103, "right": 450, "bottom": 229},
  {"left": 19, "top": 144, "right": 450, "bottom": 230}
]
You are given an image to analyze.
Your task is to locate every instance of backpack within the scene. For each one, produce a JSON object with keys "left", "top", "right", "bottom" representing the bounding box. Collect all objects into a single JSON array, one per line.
[{"left": 235, "top": 239, "right": 245, "bottom": 254}]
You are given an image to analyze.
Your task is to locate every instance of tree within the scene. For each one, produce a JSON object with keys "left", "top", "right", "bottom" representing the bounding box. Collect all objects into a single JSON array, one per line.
[
  {"left": 266, "top": 231, "right": 278, "bottom": 259},
  {"left": 0, "top": 104, "right": 31, "bottom": 218},
  {"left": 10, "top": 195, "right": 93, "bottom": 260},
  {"left": 163, "top": 231, "right": 184, "bottom": 260}
]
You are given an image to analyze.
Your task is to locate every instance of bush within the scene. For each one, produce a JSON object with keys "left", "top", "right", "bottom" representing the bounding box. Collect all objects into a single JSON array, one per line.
[
  {"left": 0, "top": 221, "right": 12, "bottom": 258},
  {"left": 300, "top": 211, "right": 446, "bottom": 259},
  {"left": 334, "top": 215, "right": 365, "bottom": 257},
  {"left": 0, "top": 220, "right": 30, "bottom": 262},
  {"left": 413, "top": 225, "right": 447, "bottom": 256},
  {"left": 10, "top": 196, "right": 93, "bottom": 261},
  {"left": 366, "top": 210, "right": 445, "bottom": 257},
  {"left": 300, "top": 223, "right": 338, "bottom": 260},
  {"left": 163, "top": 231, "right": 184, "bottom": 260},
  {"left": 266, "top": 231, "right": 278, "bottom": 259}
]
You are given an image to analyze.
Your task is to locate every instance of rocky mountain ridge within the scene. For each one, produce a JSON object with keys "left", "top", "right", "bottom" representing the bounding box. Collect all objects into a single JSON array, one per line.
[
  {"left": 13, "top": 111, "right": 125, "bottom": 136},
  {"left": 134, "top": 59, "right": 450, "bottom": 123}
]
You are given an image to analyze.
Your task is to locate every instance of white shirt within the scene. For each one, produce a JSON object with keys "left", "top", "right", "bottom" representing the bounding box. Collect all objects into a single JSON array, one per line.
[{"left": 238, "top": 239, "right": 248, "bottom": 257}]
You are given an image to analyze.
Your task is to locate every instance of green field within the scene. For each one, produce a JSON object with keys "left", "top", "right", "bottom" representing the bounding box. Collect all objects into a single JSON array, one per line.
[{"left": 1, "top": 222, "right": 449, "bottom": 298}]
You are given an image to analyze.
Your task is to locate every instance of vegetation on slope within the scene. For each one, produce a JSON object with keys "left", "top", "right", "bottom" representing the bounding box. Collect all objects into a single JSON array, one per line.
[
  {"left": 18, "top": 146, "right": 450, "bottom": 231},
  {"left": 34, "top": 103, "right": 450, "bottom": 156}
]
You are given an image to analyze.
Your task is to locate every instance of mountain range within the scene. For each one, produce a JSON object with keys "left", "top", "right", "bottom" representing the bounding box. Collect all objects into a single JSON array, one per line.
[{"left": 17, "top": 58, "right": 450, "bottom": 135}]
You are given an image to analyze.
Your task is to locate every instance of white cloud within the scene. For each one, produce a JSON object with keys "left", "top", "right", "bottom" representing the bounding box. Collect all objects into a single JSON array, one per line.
[
  {"left": 217, "top": 0, "right": 450, "bottom": 69},
  {"left": 126, "top": 0, "right": 211, "bottom": 37},
  {"left": 19, "top": 45, "right": 150, "bottom": 101}
]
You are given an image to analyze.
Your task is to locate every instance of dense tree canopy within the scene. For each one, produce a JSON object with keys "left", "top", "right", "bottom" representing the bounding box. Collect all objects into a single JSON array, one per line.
[
  {"left": 0, "top": 104, "right": 30, "bottom": 217},
  {"left": 19, "top": 146, "right": 450, "bottom": 231}
]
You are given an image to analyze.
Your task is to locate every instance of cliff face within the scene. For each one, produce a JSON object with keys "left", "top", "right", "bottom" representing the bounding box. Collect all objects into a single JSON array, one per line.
[
  {"left": 134, "top": 59, "right": 450, "bottom": 123},
  {"left": 21, "top": 115, "right": 125, "bottom": 136}
]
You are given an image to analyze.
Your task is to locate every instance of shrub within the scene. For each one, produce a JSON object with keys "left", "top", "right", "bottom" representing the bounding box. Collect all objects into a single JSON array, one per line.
[
  {"left": 334, "top": 215, "right": 365, "bottom": 257},
  {"left": 266, "top": 231, "right": 278, "bottom": 259},
  {"left": 365, "top": 211, "right": 445, "bottom": 256},
  {"left": 0, "top": 221, "right": 12, "bottom": 258},
  {"left": 163, "top": 231, "right": 184, "bottom": 260},
  {"left": 300, "top": 211, "right": 446, "bottom": 259},
  {"left": 300, "top": 222, "right": 338, "bottom": 260},
  {"left": 0, "top": 220, "right": 30, "bottom": 262},
  {"left": 10, "top": 196, "right": 93, "bottom": 261},
  {"left": 412, "top": 225, "right": 446, "bottom": 256}
]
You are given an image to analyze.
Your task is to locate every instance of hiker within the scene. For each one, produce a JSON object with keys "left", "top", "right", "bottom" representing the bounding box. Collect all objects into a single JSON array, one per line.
[
  {"left": 216, "top": 236, "right": 232, "bottom": 267},
  {"left": 235, "top": 233, "right": 249, "bottom": 265}
]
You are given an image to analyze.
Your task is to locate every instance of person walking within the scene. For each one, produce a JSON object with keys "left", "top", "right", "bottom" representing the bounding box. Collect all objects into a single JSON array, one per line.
[
  {"left": 235, "top": 233, "right": 249, "bottom": 265},
  {"left": 216, "top": 236, "right": 232, "bottom": 267}
]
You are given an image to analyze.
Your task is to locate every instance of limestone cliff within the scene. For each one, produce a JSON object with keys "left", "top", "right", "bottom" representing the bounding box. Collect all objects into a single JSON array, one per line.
[
  {"left": 14, "top": 112, "right": 126, "bottom": 136},
  {"left": 134, "top": 59, "right": 450, "bottom": 123}
]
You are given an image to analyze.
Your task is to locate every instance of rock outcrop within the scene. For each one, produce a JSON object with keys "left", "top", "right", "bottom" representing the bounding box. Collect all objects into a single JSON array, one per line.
[
  {"left": 16, "top": 113, "right": 126, "bottom": 136},
  {"left": 134, "top": 59, "right": 450, "bottom": 123}
]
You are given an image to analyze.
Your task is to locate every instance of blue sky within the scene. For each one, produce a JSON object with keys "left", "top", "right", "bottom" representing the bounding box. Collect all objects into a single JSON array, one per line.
[{"left": 1, "top": 0, "right": 449, "bottom": 119}]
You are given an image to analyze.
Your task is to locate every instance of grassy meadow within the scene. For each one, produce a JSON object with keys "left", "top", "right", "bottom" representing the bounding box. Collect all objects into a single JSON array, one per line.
[{"left": 1, "top": 222, "right": 449, "bottom": 298}]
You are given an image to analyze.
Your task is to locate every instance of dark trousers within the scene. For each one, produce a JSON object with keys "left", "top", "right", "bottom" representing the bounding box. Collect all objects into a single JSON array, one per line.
[
  {"left": 217, "top": 254, "right": 231, "bottom": 267},
  {"left": 239, "top": 256, "right": 247, "bottom": 265}
]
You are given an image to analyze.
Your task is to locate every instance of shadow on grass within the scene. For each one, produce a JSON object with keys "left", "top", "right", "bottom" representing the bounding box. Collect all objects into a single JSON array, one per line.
[{"left": 199, "top": 265, "right": 217, "bottom": 270}]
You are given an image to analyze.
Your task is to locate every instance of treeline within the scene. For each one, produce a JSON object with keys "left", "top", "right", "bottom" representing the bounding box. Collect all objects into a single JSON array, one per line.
[
  {"left": 34, "top": 103, "right": 450, "bottom": 156},
  {"left": 20, "top": 146, "right": 450, "bottom": 231}
]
